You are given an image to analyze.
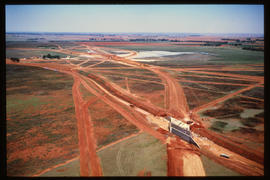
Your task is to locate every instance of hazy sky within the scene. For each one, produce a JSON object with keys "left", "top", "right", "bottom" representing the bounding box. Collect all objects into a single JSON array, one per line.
[{"left": 5, "top": 5, "right": 264, "bottom": 34}]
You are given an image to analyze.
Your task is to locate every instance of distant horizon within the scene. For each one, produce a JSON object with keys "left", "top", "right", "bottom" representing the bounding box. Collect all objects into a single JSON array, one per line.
[
  {"left": 5, "top": 31, "right": 264, "bottom": 36},
  {"left": 6, "top": 5, "right": 264, "bottom": 34}
]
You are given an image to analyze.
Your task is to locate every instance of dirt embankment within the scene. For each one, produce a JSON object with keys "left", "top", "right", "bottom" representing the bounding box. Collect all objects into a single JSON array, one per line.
[
  {"left": 193, "top": 132, "right": 263, "bottom": 176},
  {"left": 86, "top": 73, "right": 168, "bottom": 117},
  {"left": 191, "top": 126, "right": 263, "bottom": 165}
]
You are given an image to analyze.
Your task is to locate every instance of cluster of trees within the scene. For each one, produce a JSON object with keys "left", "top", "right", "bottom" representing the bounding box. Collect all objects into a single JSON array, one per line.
[
  {"left": 10, "top": 57, "right": 20, "bottom": 62},
  {"left": 89, "top": 38, "right": 124, "bottom": 42},
  {"left": 201, "top": 41, "right": 228, "bottom": 46},
  {"left": 129, "top": 38, "right": 172, "bottom": 42},
  {"left": 242, "top": 46, "right": 264, "bottom": 51},
  {"left": 42, "top": 53, "right": 60, "bottom": 59}
]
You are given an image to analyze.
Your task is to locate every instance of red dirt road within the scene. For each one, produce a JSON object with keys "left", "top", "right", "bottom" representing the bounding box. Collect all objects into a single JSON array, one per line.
[
  {"left": 72, "top": 76, "right": 91, "bottom": 176},
  {"left": 72, "top": 74, "right": 103, "bottom": 176},
  {"left": 150, "top": 67, "right": 189, "bottom": 119},
  {"left": 192, "top": 83, "right": 262, "bottom": 113}
]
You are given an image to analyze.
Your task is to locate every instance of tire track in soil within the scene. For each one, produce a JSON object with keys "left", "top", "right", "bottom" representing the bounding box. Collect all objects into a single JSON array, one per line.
[{"left": 116, "top": 143, "right": 125, "bottom": 176}]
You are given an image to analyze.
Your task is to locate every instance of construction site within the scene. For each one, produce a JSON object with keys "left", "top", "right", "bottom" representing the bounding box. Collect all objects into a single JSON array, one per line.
[{"left": 6, "top": 33, "right": 264, "bottom": 176}]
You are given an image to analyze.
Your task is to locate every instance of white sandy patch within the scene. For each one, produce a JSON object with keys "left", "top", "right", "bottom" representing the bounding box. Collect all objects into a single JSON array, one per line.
[
  {"left": 130, "top": 58, "right": 159, "bottom": 62},
  {"left": 86, "top": 49, "right": 95, "bottom": 53},
  {"left": 113, "top": 51, "right": 133, "bottom": 57},
  {"left": 79, "top": 54, "right": 102, "bottom": 58},
  {"left": 133, "top": 51, "right": 196, "bottom": 59},
  {"left": 117, "top": 53, "right": 132, "bottom": 57},
  {"left": 79, "top": 54, "right": 93, "bottom": 58}
]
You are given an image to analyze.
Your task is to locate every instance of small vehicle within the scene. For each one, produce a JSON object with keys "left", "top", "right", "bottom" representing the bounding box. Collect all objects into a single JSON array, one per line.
[
  {"left": 187, "top": 121, "right": 193, "bottom": 124},
  {"left": 220, "top": 153, "right": 230, "bottom": 159},
  {"left": 129, "top": 104, "right": 134, "bottom": 108}
]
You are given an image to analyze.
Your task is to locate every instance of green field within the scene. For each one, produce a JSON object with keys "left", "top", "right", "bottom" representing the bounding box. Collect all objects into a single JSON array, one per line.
[{"left": 97, "top": 132, "right": 167, "bottom": 176}]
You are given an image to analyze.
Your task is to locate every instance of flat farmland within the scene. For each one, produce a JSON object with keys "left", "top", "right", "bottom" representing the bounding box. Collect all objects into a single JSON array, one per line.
[{"left": 6, "top": 64, "right": 78, "bottom": 176}]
